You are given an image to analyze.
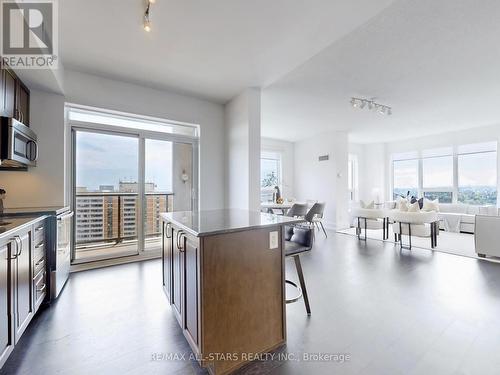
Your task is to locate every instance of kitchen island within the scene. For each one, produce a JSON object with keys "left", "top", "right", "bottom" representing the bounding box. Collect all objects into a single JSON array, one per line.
[{"left": 160, "top": 209, "right": 302, "bottom": 375}]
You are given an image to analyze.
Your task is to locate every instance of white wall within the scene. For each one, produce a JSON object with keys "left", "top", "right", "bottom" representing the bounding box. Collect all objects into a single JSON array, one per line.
[
  {"left": 64, "top": 70, "right": 226, "bottom": 211},
  {"left": 225, "top": 88, "right": 261, "bottom": 211},
  {"left": 261, "top": 137, "right": 295, "bottom": 199},
  {"left": 0, "top": 89, "right": 66, "bottom": 208},
  {"left": 294, "top": 131, "right": 349, "bottom": 230}
]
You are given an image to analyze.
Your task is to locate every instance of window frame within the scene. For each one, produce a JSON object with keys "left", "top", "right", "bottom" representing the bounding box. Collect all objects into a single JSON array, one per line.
[
  {"left": 391, "top": 142, "right": 498, "bottom": 205},
  {"left": 260, "top": 151, "right": 283, "bottom": 202}
]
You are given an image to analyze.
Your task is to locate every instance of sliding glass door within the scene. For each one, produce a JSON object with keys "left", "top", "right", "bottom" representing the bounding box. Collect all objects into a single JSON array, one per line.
[
  {"left": 71, "top": 119, "right": 198, "bottom": 263},
  {"left": 73, "top": 130, "right": 140, "bottom": 261}
]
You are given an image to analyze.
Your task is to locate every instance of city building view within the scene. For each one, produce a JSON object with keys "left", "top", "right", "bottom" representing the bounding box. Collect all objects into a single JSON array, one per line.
[{"left": 75, "top": 181, "right": 173, "bottom": 260}]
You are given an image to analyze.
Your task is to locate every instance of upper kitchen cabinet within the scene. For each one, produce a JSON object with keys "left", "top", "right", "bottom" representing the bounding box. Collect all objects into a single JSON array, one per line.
[
  {"left": 0, "top": 61, "right": 30, "bottom": 126},
  {"left": 16, "top": 81, "right": 30, "bottom": 126}
]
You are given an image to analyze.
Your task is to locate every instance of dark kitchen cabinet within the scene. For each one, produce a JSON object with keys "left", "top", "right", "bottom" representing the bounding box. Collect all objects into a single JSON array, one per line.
[
  {"left": 0, "top": 241, "right": 14, "bottom": 369},
  {"left": 171, "top": 227, "right": 183, "bottom": 325},
  {"left": 162, "top": 223, "right": 200, "bottom": 351},
  {"left": 0, "top": 61, "right": 30, "bottom": 126},
  {"left": 16, "top": 81, "right": 29, "bottom": 126},
  {"left": 0, "top": 218, "right": 46, "bottom": 369},
  {"left": 183, "top": 234, "right": 199, "bottom": 347},
  {"left": 1, "top": 67, "right": 16, "bottom": 119},
  {"left": 162, "top": 222, "right": 173, "bottom": 303},
  {"left": 13, "top": 228, "right": 34, "bottom": 342}
]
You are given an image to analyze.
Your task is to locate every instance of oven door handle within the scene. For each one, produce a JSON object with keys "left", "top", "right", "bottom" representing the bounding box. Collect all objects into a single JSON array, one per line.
[{"left": 57, "top": 211, "right": 74, "bottom": 221}]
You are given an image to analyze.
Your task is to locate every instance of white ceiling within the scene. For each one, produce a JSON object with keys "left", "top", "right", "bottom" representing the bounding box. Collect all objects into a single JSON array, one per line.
[
  {"left": 262, "top": 0, "right": 500, "bottom": 143},
  {"left": 59, "top": 0, "right": 395, "bottom": 103}
]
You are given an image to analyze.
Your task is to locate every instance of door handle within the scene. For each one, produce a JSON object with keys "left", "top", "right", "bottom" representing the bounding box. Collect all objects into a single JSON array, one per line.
[
  {"left": 15, "top": 236, "right": 22, "bottom": 256},
  {"left": 7, "top": 237, "right": 19, "bottom": 260},
  {"left": 165, "top": 222, "right": 172, "bottom": 239},
  {"left": 177, "top": 231, "right": 185, "bottom": 252}
]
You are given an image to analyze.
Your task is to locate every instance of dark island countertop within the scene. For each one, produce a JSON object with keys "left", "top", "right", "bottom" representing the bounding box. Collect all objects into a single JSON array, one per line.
[
  {"left": 161, "top": 209, "right": 304, "bottom": 237},
  {"left": 0, "top": 215, "right": 47, "bottom": 239}
]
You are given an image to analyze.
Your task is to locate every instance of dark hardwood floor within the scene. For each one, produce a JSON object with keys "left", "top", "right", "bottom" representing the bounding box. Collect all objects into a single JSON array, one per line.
[{"left": 3, "top": 232, "right": 500, "bottom": 374}]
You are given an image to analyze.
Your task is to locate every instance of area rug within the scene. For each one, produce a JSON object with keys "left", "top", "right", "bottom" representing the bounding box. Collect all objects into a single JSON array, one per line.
[{"left": 337, "top": 226, "right": 500, "bottom": 264}]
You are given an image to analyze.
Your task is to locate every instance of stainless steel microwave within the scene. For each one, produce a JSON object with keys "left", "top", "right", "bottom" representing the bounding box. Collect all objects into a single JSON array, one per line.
[{"left": 0, "top": 117, "right": 38, "bottom": 168}]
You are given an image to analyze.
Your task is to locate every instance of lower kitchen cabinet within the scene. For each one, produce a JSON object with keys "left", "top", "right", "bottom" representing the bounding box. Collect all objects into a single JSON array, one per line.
[
  {"left": 183, "top": 234, "right": 199, "bottom": 348},
  {"left": 0, "top": 218, "right": 47, "bottom": 368},
  {"left": 162, "top": 213, "right": 288, "bottom": 375},
  {"left": 162, "top": 223, "right": 200, "bottom": 352},
  {"left": 162, "top": 222, "right": 173, "bottom": 303},
  {"left": 0, "top": 240, "right": 14, "bottom": 368},
  {"left": 14, "top": 228, "right": 33, "bottom": 342},
  {"left": 172, "top": 226, "right": 184, "bottom": 325}
]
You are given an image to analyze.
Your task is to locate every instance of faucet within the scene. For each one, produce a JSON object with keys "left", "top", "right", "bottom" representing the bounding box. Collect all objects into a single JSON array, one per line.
[{"left": 0, "top": 189, "right": 5, "bottom": 215}]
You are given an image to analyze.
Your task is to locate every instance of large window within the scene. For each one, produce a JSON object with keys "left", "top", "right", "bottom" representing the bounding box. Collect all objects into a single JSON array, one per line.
[
  {"left": 421, "top": 148, "right": 453, "bottom": 203},
  {"left": 261, "top": 152, "right": 282, "bottom": 202},
  {"left": 391, "top": 142, "right": 498, "bottom": 205},
  {"left": 458, "top": 142, "right": 497, "bottom": 205},
  {"left": 393, "top": 158, "right": 418, "bottom": 199}
]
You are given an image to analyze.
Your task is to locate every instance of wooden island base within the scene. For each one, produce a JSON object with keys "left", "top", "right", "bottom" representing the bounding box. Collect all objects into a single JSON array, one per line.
[{"left": 161, "top": 210, "right": 301, "bottom": 374}]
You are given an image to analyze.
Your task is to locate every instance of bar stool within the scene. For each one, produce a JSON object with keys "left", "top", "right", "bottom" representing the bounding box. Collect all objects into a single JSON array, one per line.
[{"left": 284, "top": 226, "right": 312, "bottom": 315}]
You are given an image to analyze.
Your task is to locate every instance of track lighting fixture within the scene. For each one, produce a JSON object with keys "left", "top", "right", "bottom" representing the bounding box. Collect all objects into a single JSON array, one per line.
[
  {"left": 350, "top": 97, "right": 392, "bottom": 116},
  {"left": 144, "top": 0, "right": 154, "bottom": 32}
]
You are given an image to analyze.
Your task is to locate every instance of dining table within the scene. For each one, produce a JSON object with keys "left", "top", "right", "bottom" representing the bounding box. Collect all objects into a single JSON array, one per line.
[{"left": 261, "top": 202, "right": 294, "bottom": 215}]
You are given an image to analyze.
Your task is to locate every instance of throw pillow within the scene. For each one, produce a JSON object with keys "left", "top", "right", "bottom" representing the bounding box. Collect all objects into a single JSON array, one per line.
[
  {"left": 410, "top": 196, "right": 424, "bottom": 209},
  {"left": 423, "top": 198, "right": 439, "bottom": 212},
  {"left": 360, "top": 200, "right": 375, "bottom": 209},
  {"left": 408, "top": 201, "right": 420, "bottom": 212},
  {"left": 396, "top": 196, "right": 407, "bottom": 210},
  {"left": 399, "top": 200, "right": 409, "bottom": 212}
]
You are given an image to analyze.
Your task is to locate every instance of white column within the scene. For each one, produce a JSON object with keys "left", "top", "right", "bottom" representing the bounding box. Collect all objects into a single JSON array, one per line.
[{"left": 225, "top": 88, "right": 261, "bottom": 211}]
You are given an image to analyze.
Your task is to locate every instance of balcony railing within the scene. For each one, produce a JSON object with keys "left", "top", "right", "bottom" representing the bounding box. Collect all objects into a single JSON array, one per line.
[{"left": 75, "top": 192, "right": 174, "bottom": 249}]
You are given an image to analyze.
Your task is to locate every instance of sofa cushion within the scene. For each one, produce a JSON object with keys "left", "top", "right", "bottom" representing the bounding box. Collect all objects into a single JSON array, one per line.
[
  {"left": 392, "top": 223, "right": 431, "bottom": 237},
  {"left": 389, "top": 210, "right": 438, "bottom": 224},
  {"left": 439, "top": 203, "right": 467, "bottom": 214},
  {"left": 352, "top": 208, "right": 386, "bottom": 219},
  {"left": 460, "top": 214, "right": 475, "bottom": 224},
  {"left": 467, "top": 206, "right": 480, "bottom": 215},
  {"left": 479, "top": 205, "right": 498, "bottom": 216}
]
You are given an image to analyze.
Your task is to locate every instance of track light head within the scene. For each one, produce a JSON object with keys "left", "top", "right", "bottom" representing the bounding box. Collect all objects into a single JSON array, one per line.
[{"left": 350, "top": 97, "right": 392, "bottom": 116}]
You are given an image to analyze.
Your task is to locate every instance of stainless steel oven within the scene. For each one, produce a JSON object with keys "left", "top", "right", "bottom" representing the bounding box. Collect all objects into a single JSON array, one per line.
[{"left": 0, "top": 117, "right": 38, "bottom": 168}]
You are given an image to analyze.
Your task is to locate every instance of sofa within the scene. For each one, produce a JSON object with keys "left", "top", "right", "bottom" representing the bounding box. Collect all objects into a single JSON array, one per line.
[{"left": 438, "top": 204, "right": 499, "bottom": 234}]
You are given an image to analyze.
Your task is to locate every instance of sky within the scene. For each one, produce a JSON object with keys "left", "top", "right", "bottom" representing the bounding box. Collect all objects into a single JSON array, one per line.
[{"left": 75, "top": 132, "right": 173, "bottom": 192}]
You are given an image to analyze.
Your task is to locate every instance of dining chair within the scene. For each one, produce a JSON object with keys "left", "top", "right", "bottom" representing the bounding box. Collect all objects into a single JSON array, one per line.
[
  {"left": 286, "top": 203, "right": 308, "bottom": 218},
  {"left": 305, "top": 202, "right": 327, "bottom": 238}
]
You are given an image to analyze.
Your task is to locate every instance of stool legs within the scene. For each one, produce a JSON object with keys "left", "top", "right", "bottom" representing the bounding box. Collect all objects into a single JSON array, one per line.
[{"left": 293, "top": 255, "right": 311, "bottom": 315}]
